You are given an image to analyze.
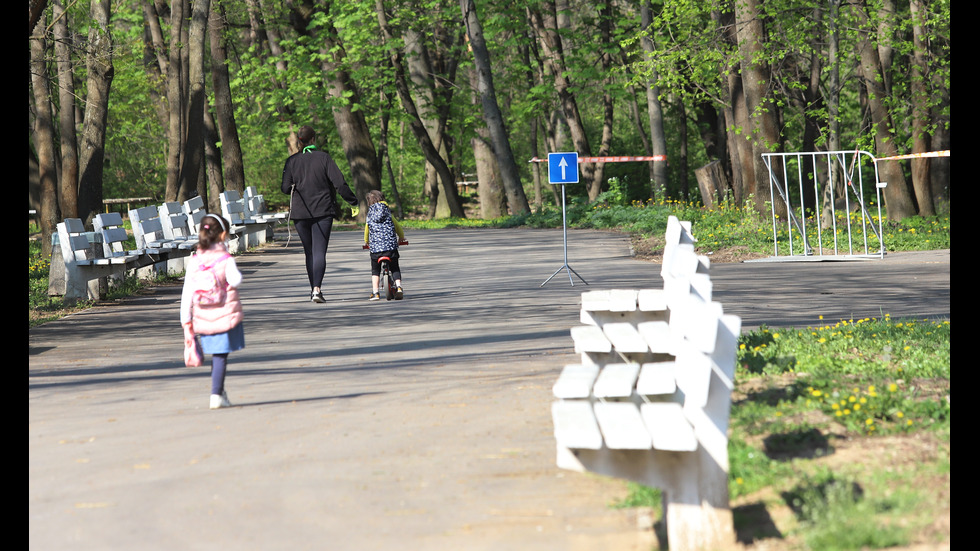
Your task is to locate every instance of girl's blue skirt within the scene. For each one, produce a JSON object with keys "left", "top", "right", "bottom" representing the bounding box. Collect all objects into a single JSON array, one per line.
[{"left": 199, "top": 323, "right": 245, "bottom": 355}]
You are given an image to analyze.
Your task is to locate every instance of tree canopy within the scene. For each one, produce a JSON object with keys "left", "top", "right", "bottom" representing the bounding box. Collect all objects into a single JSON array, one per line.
[{"left": 29, "top": 0, "right": 950, "bottom": 251}]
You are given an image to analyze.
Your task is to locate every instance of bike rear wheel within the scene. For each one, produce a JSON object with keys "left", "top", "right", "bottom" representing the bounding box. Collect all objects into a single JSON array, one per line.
[{"left": 379, "top": 262, "right": 395, "bottom": 301}]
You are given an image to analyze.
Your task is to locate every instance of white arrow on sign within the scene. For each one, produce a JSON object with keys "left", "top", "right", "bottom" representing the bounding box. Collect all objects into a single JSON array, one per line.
[{"left": 559, "top": 157, "right": 569, "bottom": 180}]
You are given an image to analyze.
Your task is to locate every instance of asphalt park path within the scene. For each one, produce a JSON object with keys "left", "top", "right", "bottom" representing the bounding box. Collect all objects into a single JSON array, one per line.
[{"left": 29, "top": 227, "right": 950, "bottom": 551}]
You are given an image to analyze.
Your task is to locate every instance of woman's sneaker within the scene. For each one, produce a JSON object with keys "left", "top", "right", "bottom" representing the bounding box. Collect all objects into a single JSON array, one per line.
[{"left": 311, "top": 290, "right": 325, "bottom": 303}]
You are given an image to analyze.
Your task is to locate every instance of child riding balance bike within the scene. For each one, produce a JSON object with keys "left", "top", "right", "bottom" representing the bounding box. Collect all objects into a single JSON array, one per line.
[{"left": 363, "top": 190, "right": 407, "bottom": 301}]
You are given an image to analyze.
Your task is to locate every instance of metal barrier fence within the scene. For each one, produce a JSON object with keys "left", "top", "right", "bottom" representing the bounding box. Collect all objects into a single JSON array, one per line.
[{"left": 761, "top": 150, "right": 885, "bottom": 261}]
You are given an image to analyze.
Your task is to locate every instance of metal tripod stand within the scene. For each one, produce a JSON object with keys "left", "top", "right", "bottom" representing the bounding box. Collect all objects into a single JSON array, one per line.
[{"left": 541, "top": 182, "right": 588, "bottom": 287}]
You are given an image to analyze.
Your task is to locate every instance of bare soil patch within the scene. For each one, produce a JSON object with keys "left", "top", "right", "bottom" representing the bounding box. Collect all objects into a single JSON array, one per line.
[{"left": 629, "top": 233, "right": 769, "bottom": 264}]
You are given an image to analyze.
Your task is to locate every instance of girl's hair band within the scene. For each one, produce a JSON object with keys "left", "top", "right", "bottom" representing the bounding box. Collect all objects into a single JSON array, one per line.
[{"left": 204, "top": 215, "right": 227, "bottom": 233}]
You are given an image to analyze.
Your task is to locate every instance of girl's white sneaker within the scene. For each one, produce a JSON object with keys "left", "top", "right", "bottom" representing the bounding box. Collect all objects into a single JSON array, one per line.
[{"left": 210, "top": 393, "right": 232, "bottom": 409}]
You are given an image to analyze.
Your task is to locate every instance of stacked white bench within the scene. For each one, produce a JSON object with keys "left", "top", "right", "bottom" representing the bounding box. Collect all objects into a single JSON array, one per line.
[
  {"left": 552, "top": 216, "right": 741, "bottom": 551},
  {"left": 219, "top": 188, "right": 286, "bottom": 252},
  {"left": 51, "top": 210, "right": 195, "bottom": 304},
  {"left": 49, "top": 192, "right": 285, "bottom": 304}
]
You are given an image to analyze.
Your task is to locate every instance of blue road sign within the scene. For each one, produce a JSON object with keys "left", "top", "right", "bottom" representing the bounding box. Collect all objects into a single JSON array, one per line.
[{"left": 548, "top": 152, "right": 579, "bottom": 184}]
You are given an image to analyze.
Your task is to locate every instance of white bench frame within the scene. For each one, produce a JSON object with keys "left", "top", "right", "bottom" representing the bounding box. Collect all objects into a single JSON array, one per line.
[{"left": 553, "top": 216, "right": 740, "bottom": 551}]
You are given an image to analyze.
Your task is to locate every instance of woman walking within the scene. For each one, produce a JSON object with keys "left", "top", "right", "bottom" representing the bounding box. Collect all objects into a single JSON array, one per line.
[{"left": 281, "top": 125, "right": 358, "bottom": 303}]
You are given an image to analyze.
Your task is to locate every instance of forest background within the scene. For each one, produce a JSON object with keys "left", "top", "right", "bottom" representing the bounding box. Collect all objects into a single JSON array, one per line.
[{"left": 28, "top": 0, "right": 950, "bottom": 258}]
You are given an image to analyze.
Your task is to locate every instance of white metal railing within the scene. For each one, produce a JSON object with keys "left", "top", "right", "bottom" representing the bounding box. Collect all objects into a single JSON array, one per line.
[{"left": 761, "top": 150, "right": 886, "bottom": 260}]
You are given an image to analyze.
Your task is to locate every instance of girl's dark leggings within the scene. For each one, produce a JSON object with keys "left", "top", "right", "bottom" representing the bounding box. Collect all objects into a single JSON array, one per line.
[
  {"left": 211, "top": 353, "right": 228, "bottom": 395},
  {"left": 293, "top": 216, "right": 334, "bottom": 289}
]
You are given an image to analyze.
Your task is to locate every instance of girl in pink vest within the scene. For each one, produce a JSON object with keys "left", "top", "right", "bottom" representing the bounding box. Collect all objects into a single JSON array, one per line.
[{"left": 181, "top": 214, "right": 244, "bottom": 409}]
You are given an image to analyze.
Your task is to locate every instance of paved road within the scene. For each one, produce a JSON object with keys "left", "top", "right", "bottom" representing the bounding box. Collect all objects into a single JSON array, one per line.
[{"left": 29, "top": 228, "right": 949, "bottom": 551}]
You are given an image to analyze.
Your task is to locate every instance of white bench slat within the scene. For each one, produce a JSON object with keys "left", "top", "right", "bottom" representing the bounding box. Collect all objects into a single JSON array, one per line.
[
  {"left": 641, "top": 402, "right": 698, "bottom": 451},
  {"left": 636, "top": 362, "right": 677, "bottom": 396},
  {"left": 594, "top": 402, "right": 652, "bottom": 450},
  {"left": 552, "top": 401, "right": 603, "bottom": 450},
  {"left": 580, "top": 289, "right": 638, "bottom": 312},
  {"left": 592, "top": 363, "right": 641, "bottom": 399},
  {"left": 638, "top": 289, "right": 667, "bottom": 312},
  {"left": 602, "top": 322, "right": 649, "bottom": 353},
  {"left": 570, "top": 325, "right": 611, "bottom": 353},
  {"left": 674, "top": 343, "right": 714, "bottom": 408},
  {"left": 637, "top": 320, "right": 673, "bottom": 354},
  {"left": 553, "top": 364, "right": 600, "bottom": 399},
  {"left": 183, "top": 196, "right": 207, "bottom": 234}
]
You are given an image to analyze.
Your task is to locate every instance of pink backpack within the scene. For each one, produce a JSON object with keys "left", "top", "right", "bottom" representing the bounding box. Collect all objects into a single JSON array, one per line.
[{"left": 189, "top": 253, "right": 231, "bottom": 307}]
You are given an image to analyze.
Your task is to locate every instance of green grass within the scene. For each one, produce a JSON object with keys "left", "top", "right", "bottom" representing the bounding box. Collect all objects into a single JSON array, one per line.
[
  {"left": 613, "top": 316, "right": 950, "bottom": 549},
  {"left": 402, "top": 197, "right": 950, "bottom": 256}
]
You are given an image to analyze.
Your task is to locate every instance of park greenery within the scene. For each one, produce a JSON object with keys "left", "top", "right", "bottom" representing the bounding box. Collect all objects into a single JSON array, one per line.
[
  {"left": 30, "top": 0, "right": 950, "bottom": 260},
  {"left": 30, "top": 0, "right": 949, "bottom": 545}
]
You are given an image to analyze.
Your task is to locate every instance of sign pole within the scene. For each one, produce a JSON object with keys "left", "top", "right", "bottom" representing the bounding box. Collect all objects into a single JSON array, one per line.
[{"left": 542, "top": 153, "right": 588, "bottom": 287}]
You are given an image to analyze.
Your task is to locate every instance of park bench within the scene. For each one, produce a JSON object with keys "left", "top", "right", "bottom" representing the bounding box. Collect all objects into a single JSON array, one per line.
[
  {"left": 552, "top": 216, "right": 741, "bottom": 551},
  {"left": 51, "top": 213, "right": 190, "bottom": 303},
  {"left": 159, "top": 201, "right": 198, "bottom": 249},
  {"left": 219, "top": 189, "right": 282, "bottom": 252},
  {"left": 48, "top": 195, "right": 281, "bottom": 304},
  {"left": 244, "top": 186, "right": 288, "bottom": 224},
  {"left": 183, "top": 195, "right": 208, "bottom": 235}
]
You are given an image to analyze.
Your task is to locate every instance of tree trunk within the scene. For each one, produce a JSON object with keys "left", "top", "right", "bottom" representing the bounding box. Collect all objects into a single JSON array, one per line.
[
  {"left": 908, "top": 0, "right": 934, "bottom": 216},
  {"left": 467, "top": 62, "right": 506, "bottom": 218},
  {"left": 695, "top": 160, "right": 729, "bottom": 209},
  {"left": 641, "top": 1, "right": 669, "bottom": 200},
  {"left": 177, "top": 0, "right": 211, "bottom": 204},
  {"left": 712, "top": 8, "right": 747, "bottom": 206},
  {"left": 403, "top": 28, "right": 454, "bottom": 218},
  {"left": 164, "top": 0, "right": 184, "bottom": 202},
  {"left": 461, "top": 0, "right": 530, "bottom": 215},
  {"left": 592, "top": 1, "right": 614, "bottom": 194},
  {"left": 204, "top": 108, "right": 224, "bottom": 213},
  {"left": 77, "top": 0, "right": 114, "bottom": 224},
  {"left": 30, "top": 20, "right": 59, "bottom": 257},
  {"left": 733, "top": 0, "right": 781, "bottom": 216},
  {"left": 210, "top": 0, "right": 246, "bottom": 194},
  {"left": 852, "top": 0, "right": 916, "bottom": 220},
  {"left": 52, "top": 0, "right": 78, "bottom": 220},
  {"left": 527, "top": 2, "right": 597, "bottom": 200},
  {"left": 378, "top": 90, "right": 404, "bottom": 219},
  {"left": 375, "top": 0, "right": 465, "bottom": 218},
  {"left": 290, "top": 0, "right": 382, "bottom": 218}
]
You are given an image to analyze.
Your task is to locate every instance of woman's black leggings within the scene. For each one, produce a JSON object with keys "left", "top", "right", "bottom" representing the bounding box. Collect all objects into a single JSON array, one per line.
[{"left": 293, "top": 216, "right": 334, "bottom": 289}]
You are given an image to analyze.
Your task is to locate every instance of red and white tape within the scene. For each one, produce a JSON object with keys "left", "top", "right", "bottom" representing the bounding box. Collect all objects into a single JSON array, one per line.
[
  {"left": 877, "top": 150, "right": 950, "bottom": 161},
  {"left": 529, "top": 155, "right": 667, "bottom": 163}
]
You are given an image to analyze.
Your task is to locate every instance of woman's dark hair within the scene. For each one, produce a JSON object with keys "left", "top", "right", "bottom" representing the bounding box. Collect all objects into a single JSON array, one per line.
[
  {"left": 198, "top": 214, "right": 230, "bottom": 251},
  {"left": 298, "top": 125, "right": 316, "bottom": 146},
  {"left": 366, "top": 190, "right": 384, "bottom": 205}
]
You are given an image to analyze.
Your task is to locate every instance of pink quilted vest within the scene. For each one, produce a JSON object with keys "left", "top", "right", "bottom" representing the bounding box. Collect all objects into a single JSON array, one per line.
[{"left": 189, "top": 246, "right": 243, "bottom": 335}]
